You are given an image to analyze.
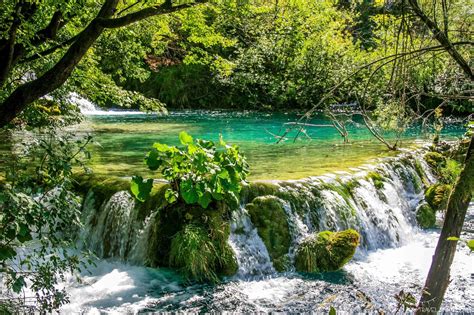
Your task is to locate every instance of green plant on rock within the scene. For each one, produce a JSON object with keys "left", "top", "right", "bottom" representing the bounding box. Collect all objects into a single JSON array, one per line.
[
  {"left": 416, "top": 203, "right": 436, "bottom": 229},
  {"left": 424, "top": 152, "right": 446, "bottom": 170},
  {"left": 424, "top": 184, "right": 452, "bottom": 211},
  {"left": 438, "top": 159, "right": 462, "bottom": 184},
  {"left": 245, "top": 196, "right": 291, "bottom": 272},
  {"left": 131, "top": 131, "right": 249, "bottom": 209},
  {"left": 295, "top": 229, "right": 360, "bottom": 273},
  {"left": 366, "top": 171, "right": 385, "bottom": 189},
  {"left": 169, "top": 224, "right": 237, "bottom": 282}
]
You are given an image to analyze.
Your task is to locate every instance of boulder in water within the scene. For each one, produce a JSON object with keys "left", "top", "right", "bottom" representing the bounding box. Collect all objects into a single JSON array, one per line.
[
  {"left": 295, "top": 229, "right": 360, "bottom": 273},
  {"left": 246, "top": 195, "right": 291, "bottom": 272},
  {"left": 416, "top": 203, "right": 436, "bottom": 229}
]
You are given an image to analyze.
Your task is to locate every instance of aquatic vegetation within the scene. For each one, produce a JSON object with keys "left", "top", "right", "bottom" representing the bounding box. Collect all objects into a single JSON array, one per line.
[
  {"left": 416, "top": 204, "right": 436, "bottom": 229},
  {"left": 246, "top": 196, "right": 291, "bottom": 272},
  {"left": 73, "top": 174, "right": 131, "bottom": 209},
  {"left": 365, "top": 171, "right": 385, "bottom": 189},
  {"left": 169, "top": 225, "right": 221, "bottom": 283},
  {"left": 439, "top": 159, "right": 462, "bottom": 184},
  {"left": 295, "top": 230, "right": 360, "bottom": 273}
]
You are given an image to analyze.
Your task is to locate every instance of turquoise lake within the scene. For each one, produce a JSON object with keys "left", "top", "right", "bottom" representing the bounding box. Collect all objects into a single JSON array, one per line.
[{"left": 79, "top": 110, "right": 466, "bottom": 179}]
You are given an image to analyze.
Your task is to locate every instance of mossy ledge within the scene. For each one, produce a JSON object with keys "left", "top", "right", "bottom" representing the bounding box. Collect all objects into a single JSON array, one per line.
[
  {"left": 424, "top": 183, "right": 452, "bottom": 211},
  {"left": 295, "top": 229, "right": 360, "bottom": 273},
  {"left": 416, "top": 203, "right": 436, "bottom": 229},
  {"left": 245, "top": 195, "right": 291, "bottom": 272}
]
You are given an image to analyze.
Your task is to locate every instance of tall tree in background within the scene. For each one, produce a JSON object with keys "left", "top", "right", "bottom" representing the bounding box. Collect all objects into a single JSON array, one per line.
[
  {"left": 0, "top": 0, "right": 206, "bottom": 128},
  {"left": 405, "top": 0, "right": 473, "bottom": 313}
]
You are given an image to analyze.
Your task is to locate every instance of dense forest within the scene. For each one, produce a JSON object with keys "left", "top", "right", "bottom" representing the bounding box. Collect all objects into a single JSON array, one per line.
[{"left": 0, "top": 0, "right": 472, "bottom": 313}]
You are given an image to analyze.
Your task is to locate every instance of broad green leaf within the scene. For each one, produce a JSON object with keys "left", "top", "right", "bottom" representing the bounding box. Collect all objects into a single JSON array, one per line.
[
  {"left": 165, "top": 188, "right": 178, "bottom": 204},
  {"left": 0, "top": 245, "right": 16, "bottom": 261},
  {"left": 130, "top": 176, "right": 153, "bottom": 202},
  {"left": 198, "top": 191, "right": 212, "bottom": 208},
  {"left": 180, "top": 180, "right": 199, "bottom": 204},
  {"left": 447, "top": 236, "right": 460, "bottom": 241},
  {"left": 145, "top": 148, "right": 162, "bottom": 171},
  {"left": 329, "top": 306, "right": 336, "bottom": 315},
  {"left": 179, "top": 131, "right": 193, "bottom": 145},
  {"left": 467, "top": 240, "right": 474, "bottom": 252},
  {"left": 153, "top": 143, "right": 171, "bottom": 152},
  {"left": 12, "top": 276, "right": 26, "bottom": 293}
]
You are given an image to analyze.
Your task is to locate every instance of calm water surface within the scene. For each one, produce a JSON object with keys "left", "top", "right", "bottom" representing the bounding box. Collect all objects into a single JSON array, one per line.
[{"left": 78, "top": 110, "right": 465, "bottom": 179}]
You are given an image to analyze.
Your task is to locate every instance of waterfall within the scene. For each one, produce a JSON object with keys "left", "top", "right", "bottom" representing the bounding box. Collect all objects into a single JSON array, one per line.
[{"left": 79, "top": 150, "right": 437, "bottom": 277}]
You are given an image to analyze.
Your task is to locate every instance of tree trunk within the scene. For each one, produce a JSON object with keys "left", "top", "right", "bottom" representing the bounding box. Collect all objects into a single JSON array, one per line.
[
  {"left": 0, "top": 0, "right": 119, "bottom": 128},
  {"left": 416, "top": 135, "right": 474, "bottom": 314}
]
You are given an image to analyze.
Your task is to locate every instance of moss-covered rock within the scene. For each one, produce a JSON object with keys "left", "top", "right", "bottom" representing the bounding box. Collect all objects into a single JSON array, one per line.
[
  {"left": 424, "top": 152, "right": 446, "bottom": 169},
  {"left": 295, "top": 229, "right": 360, "bottom": 273},
  {"left": 241, "top": 181, "right": 279, "bottom": 203},
  {"left": 425, "top": 183, "right": 452, "bottom": 211},
  {"left": 73, "top": 174, "right": 131, "bottom": 208},
  {"left": 416, "top": 203, "right": 436, "bottom": 228},
  {"left": 246, "top": 196, "right": 291, "bottom": 272},
  {"left": 366, "top": 171, "right": 385, "bottom": 189}
]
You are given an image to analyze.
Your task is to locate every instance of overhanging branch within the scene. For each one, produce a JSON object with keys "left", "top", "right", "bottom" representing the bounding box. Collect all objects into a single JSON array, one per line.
[{"left": 97, "top": 0, "right": 208, "bottom": 29}]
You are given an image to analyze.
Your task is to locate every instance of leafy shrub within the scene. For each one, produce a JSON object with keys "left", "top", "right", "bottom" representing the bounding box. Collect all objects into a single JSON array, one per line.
[
  {"left": 131, "top": 131, "right": 249, "bottom": 209},
  {"left": 0, "top": 129, "right": 93, "bottom": 312}
]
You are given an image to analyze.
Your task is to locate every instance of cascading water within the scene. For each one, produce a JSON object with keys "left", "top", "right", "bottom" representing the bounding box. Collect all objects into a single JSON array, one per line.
[{"left": 62, "top": 150, "right": 473, "bottom": 313}]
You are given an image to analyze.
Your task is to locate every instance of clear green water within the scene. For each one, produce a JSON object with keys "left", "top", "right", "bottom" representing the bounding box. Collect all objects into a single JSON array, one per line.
[{"left": 77, "top": 110, "right": 465, "bottom": 180}]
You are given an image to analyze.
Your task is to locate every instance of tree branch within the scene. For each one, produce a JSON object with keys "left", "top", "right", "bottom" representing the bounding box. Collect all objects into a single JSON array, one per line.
[
  {"left": 407, "top": 0, "right": 473, "bottom": 80},
  {"left": 96, "top": 0, "right": 208, "bottom": 29}
]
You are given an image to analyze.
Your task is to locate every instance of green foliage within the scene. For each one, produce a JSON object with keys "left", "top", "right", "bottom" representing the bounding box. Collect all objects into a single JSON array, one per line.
[
  {"left": 424, "top": 152, "right": 447, "bottom": 169},
  {"left": 394, "top": 290, "right": 417, "bottom": 313},
  {"left": 169, "top": 224, "right": 237, "bottom": 283},
  {"left": 295, "top": 229, "right": 360, "bottom": 273},
  {"left": 246, "top": 196, "right": 291, "bottom": 272},
  {"left": 169, "top": 224, "right": 220, "bottom": 282},
  {"left": 0, "top": 129, "right": 93, "bottom": 312},
  {"left": 131, "top": 132, "right": 249, "bottom": 209},
  {"left": 130, "top": 176, "right": 153, "bottom": 202},
  {"left": 447, "top": 237, "right": 474, "bottom": 252},
  {"left": 424, "top": 184, "right": 452, "bottom": 211},
  {"left": 416, "top": 203, "right": 436, "bottom": 229},
  {"left": 439, "top": 159, "right": 462, "bottom": 184}
]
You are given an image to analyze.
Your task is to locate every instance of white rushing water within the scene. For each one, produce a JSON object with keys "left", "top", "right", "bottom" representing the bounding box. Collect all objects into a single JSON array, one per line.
[
  {"left": 61, "top": 204, "right": 474, "bottom": 313},
  {"left": 69, "top": 93, "right": 145, "bottom": 116},
  {"left": 57, "top": 151, "right": 473, "bottom": 313}
]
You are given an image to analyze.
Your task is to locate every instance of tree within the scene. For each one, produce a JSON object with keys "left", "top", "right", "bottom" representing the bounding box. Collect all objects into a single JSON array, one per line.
[
  {"left": 0, "top": 0, "right": 206, "bottom": 128},
  {"left": 404, "top": 0, "right": 474, "bottom": 313}
]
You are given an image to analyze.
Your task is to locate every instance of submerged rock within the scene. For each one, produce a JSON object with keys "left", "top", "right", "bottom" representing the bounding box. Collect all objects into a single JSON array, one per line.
[
  {"left": 295, "top": 229, "right": 360, "bottom": 273},
  {"left": 246, "top": 195, "right": 291, "bottom": 272},
  {"left": 416, "top": 203, "right": 436, "bottom": 228}
]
